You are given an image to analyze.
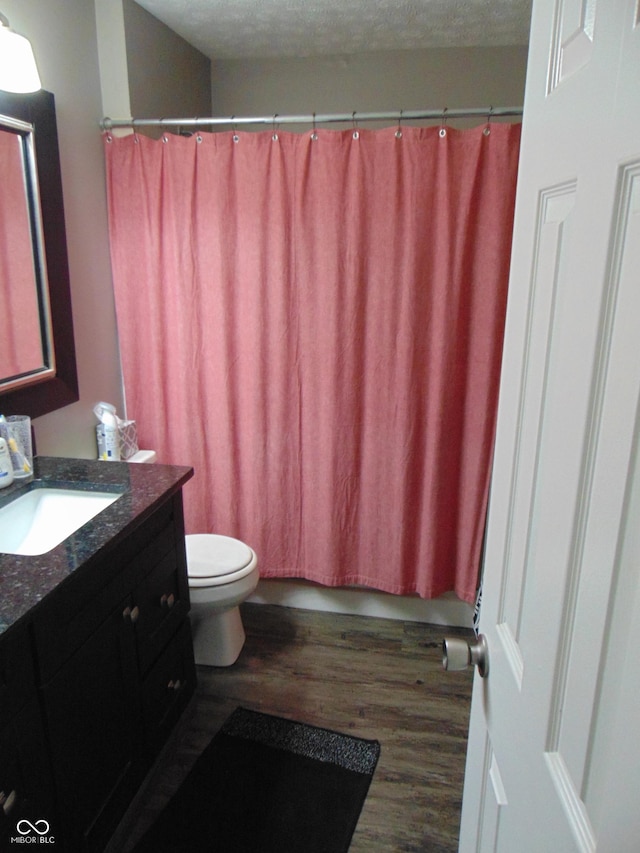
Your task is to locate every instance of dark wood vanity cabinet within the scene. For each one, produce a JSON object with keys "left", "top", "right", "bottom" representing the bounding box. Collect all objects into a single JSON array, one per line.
[{"left": 4, "top": 491, "right": 196, "bottom": 853}]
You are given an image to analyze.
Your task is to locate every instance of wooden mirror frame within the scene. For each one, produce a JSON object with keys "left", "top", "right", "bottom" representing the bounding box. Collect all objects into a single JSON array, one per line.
[{"left": 0, "top": 89, "right": 78, "bottom": 419}]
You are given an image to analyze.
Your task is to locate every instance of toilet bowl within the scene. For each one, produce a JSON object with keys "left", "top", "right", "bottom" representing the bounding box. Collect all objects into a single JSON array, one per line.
[
  {"left": 126, "top": 453, "right": 257, "bottom": 666},
  {"left": 185, "top": 533, "right": 259, "bottom": 667}
]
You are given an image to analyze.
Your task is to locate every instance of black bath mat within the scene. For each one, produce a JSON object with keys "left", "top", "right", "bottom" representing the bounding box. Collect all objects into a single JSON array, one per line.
[{"left": 133, "top": 706, "right": 381, "bottom": 853}]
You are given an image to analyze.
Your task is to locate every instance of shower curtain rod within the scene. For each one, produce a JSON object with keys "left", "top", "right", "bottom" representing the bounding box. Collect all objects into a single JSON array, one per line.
[{"left": 100, "top": 105, "right": 523, "bottom": 132}]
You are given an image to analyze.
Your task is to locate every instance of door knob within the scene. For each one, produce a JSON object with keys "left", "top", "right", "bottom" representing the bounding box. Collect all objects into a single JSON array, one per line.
[{"left": 442, "top": 634, "right": 489, "bottom": 678}]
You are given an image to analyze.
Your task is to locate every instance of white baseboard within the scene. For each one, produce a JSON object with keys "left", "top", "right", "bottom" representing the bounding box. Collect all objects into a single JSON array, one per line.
[{"left": 246, "top": 579, "right": 474, "bottom": 629}]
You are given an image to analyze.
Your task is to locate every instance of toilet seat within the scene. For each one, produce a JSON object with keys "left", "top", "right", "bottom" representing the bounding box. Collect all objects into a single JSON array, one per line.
[{"left": 186, "top": 534, "right": 257, "bottom": 588}]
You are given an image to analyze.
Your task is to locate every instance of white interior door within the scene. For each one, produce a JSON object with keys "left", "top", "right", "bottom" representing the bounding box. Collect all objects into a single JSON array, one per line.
[{"left": 458, "top": 1, "right": 640, "bottom": 850}]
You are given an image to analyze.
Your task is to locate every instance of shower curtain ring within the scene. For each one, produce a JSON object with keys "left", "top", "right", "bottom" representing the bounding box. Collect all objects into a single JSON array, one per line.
[
  {"left": 439, "top": 107, "right": 448, "bottom": 138},
  {"left": 484, "top": 106, "right": 493, "bottom": 136},
  {"left": 311, "top": 112, "right": 318, "bottom": 141},
  {"left": 395, "top": 109, "right": 403, "bottom": 139},
  {"left": 272, "top": 114, "right": 279, "bottom": 141},
  {"left": 352, "top": 111, "right": 359, "bottom": 140},
  {"left": 232, "top": 115, "right": 239, "bottom": 143}
]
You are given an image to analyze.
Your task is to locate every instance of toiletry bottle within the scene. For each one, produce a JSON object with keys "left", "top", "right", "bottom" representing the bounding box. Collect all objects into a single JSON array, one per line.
[
  {"left": 0, "top": 438, "right": 14, "bottom": 489},
  {"left": 94, "top": 402, "right": 121, "bottom": 461}
]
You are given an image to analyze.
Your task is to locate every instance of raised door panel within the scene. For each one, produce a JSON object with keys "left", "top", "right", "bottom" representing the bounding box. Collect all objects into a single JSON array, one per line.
[
  {"left": 140, "top": 620, "right": 196, "bottom": 757},
  {"left": 135, "top": 548, "right": 190, "bottom": 675},
  {"left": 41, "top": 599, "right": 142, "bottom": 852},
  {"left": 548, "top": 0, "right": 597, "bottom": 91},
  {"left": 0, "top": 622, "right": 36, "bottom": 728}
]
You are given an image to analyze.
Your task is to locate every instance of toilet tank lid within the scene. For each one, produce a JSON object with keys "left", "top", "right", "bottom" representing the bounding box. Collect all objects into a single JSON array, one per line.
[
  {"left": 128, "top": 449, "right": 157, "bottom": 463},
  {"left": 186, "top": 534, "right": 254, "bottom": 579}
]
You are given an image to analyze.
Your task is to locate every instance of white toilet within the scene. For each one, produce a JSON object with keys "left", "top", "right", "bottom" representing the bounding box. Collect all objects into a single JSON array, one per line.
[
  {"left": 128, "top": 452, "right": 258, "bottom": 666},
  {"left": 185, "top": 533, "right": 259, "bottom": 666}
]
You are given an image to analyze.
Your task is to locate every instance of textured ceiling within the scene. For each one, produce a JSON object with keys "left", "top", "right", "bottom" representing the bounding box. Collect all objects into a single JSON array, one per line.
[{"left": 133, "top": 0, "right": 532, "bottom": 60}]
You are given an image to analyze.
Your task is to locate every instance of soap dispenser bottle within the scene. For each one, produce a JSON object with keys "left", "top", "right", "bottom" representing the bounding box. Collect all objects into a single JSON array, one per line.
[{"left": 0, "top": 437, "right": 14, "bottom": 489}]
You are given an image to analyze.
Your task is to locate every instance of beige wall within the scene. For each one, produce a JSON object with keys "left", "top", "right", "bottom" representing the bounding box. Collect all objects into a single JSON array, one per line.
[
  {"left": 211, "top": 46, "right": 528, "bottom": 128},
  {"left": 3, "top": 0, "right": 123, "bottom": 459},
  {"left": 0, "top": 2, "right": 210, "bottom": 460},
  {"left": 123, "top": 0, "right": 211, "bottom": 125}
]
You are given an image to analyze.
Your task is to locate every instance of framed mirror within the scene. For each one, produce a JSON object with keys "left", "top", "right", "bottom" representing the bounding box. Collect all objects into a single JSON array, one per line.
[{"left": 0, "top": 89, "right": 78, "bottom": 419}]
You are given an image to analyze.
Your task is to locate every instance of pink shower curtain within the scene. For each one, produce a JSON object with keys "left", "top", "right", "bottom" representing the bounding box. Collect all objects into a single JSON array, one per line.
[{"left": 105, "top": 122, "right": 520, "bottom": 603}]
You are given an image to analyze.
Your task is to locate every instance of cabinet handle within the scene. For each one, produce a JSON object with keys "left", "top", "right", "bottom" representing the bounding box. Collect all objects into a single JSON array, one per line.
[
  {"left": 1, "top": 789, "right": 16, "bottom": 815},
  {"left": 160, "top": 593, "right": 175, "bottom": 609},
  {"left": 123, "top": 605, "right": 140, "bottom": 623},
  {"left": 167, "top": 679, "right": 182, "bottom": 691}
]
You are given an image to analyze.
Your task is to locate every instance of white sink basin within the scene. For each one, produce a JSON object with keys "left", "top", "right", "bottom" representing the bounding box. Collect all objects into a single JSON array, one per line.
[{"left": 0, "top": 487, "right": 122, "bottom": 556}]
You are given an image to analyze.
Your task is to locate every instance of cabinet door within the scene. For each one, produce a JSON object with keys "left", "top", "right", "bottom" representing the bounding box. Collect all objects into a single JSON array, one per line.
[
  {"left": 41, "top": 599, "right": 142, "bottom": 852},
  {"left": 0, "top": 701, "right": 55, "bottom": 849},
  {"left": 141, "top": 620, "right": 196, "bottom": 756},
  {"left": 135, "top": 548, "right": 190, "bottom": 675}
]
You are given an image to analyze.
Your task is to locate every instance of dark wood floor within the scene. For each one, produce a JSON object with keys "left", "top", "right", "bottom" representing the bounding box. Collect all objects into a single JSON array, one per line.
[{"left": 113, "top": 603, "right": 474, "bottom": 852}]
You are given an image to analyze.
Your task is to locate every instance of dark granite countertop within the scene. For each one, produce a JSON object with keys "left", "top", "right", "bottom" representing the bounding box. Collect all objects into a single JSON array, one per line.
[{"left": 0, "top": 456, "right": 193, "bottom": 637}]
